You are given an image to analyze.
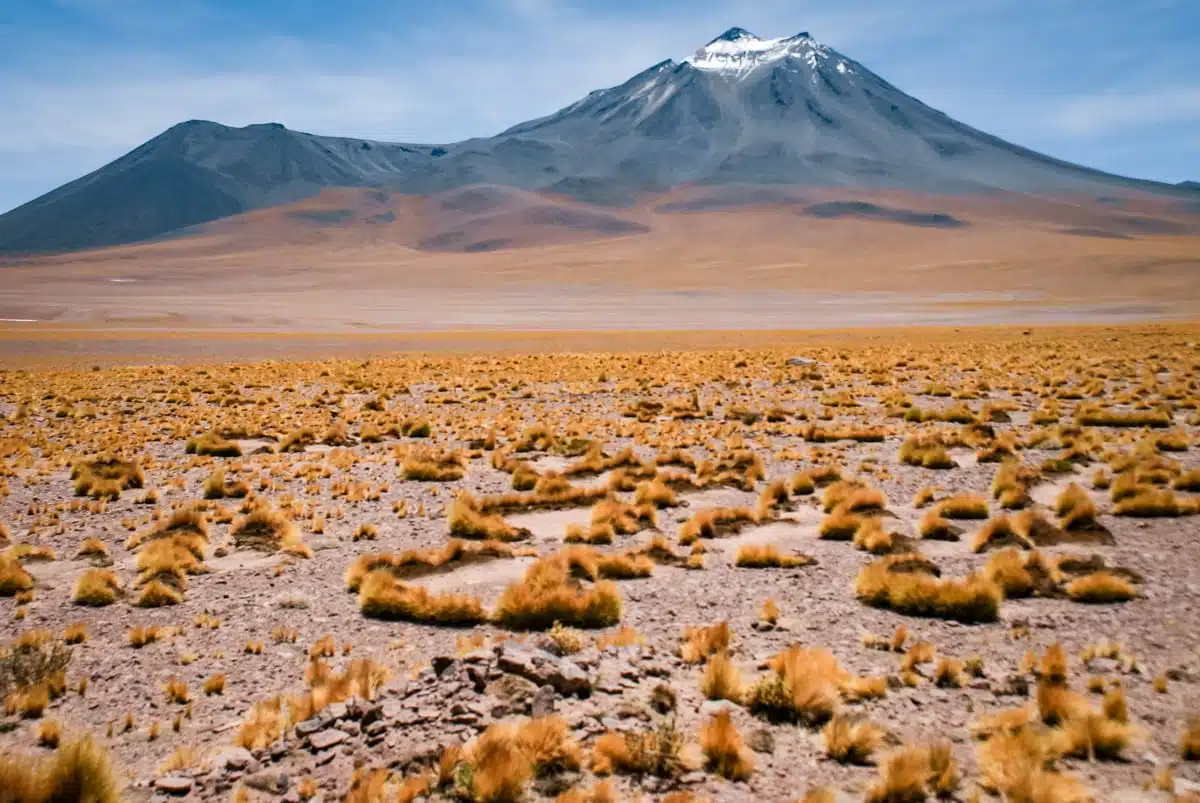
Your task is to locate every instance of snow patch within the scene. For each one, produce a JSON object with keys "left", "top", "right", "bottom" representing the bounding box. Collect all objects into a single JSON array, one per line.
[{"left": 688, "top": 28, "right": 850, "bottom": 78}]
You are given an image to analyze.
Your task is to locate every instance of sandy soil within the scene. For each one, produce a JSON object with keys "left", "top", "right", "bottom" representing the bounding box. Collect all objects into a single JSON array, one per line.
[{"left": 1, "top": 188, "right": 1197, "bottom": 333}]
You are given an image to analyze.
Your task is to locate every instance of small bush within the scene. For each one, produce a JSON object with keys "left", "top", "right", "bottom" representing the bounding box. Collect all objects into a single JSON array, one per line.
[
  {"left": 699, "top": 711, "right": 754, "bottom": 780},
  {"left": 72, "top": 569, "right": 121, "bottom": 606},
  {"left": 823, "top": 715, "right": 884, "bottom": 764},
  {"left": 493, "top": 556, "right": 622, "bottom": 631},
  {"left": 1065, "top": 571, "right": 1137, "bottom": 603}
]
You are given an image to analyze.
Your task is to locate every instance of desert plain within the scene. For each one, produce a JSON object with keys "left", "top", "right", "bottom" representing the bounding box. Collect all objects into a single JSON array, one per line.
[{"left": 0, "top": 321, "right": 1198, "bottom": 803}]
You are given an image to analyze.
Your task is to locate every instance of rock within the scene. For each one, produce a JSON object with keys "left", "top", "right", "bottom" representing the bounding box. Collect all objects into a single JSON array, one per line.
[
  {"left": 680, "top": 773, "right": 706, "bottom": 785},
  {"left": 1109, "top": 791, "right": 1172, "bottom": 803},
  {"left": 325, "top": 702, "right": 348, "bottom": 722},
  {"left": 340, "top": 720, "right": 360, "bottom": 736},
  {"left": 532, "top": 685, "right": 558, "bottom": 718},
  {"left": 360, "top": 703, "right": 384, "bottom": 729},
  {"left": 698, "top": 700, "right": 739, "bottom": 718},
  {"left": 154, "top": 775, "right": 194, "bottom": 796},
  {"left": 745, "top": 728, "right": 775, "bottom": 754},
  {"left": 212, "top": 747, "right": 255, "bottom": 773},
  {"left": 243, "top": 772, "right": 289, "bottom": 794},
  {"left": 495, "top": 644, "right": 592, "bottom": 697},
  {"left": 308, "top": 729, "right": 348, "bottom": 752},
  {"left": 295, "top": 718, "right": 324, "bottom": 737},
  {"left": 787, "top": 357, "right": 818, "bottom": 366},
  {"left": 432, "top": 655, "right": 456, "bottom": 675},
  {"left": 380, "top": 701, "right": 408, "bottom": 721}
]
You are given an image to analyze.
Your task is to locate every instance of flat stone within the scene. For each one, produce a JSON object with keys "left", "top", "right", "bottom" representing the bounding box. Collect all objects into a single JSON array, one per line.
[
  {"left": 308, "top": 729, "right": 348, "bottom": 751},
  {"left": 212, "top": 747, "right": 255, "bottom": 772},
  {"left": 154, "top": 775, "right": 194, "bottom": 796},
  {"left": 295, "top": 718, "right": 324, "bottom": 737}
]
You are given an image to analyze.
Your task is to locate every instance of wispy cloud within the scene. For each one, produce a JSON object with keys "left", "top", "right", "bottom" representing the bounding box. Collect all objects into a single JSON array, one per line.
[{"left": 1054, "top": 86, "right": 1200, "bottom": 136}]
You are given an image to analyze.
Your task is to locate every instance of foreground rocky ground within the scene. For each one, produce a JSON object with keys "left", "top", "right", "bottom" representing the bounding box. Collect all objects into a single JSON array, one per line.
[{"left": 1, "top": 324, "right": 1198, "bottom": 802}]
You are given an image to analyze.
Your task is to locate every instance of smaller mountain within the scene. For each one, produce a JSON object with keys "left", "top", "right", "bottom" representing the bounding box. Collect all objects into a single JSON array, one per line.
[{"left": 1179, "top": 180, "right": 1200, "bottom": 190}]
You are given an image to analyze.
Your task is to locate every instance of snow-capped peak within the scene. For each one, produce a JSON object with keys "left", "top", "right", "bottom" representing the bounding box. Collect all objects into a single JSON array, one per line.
[{"left": 687, "top": 27, "right": 850, "bottom": 77}]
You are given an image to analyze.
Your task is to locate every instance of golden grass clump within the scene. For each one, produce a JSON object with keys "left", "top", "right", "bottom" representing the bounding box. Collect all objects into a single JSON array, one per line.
[
  {"left": 186, "top": 431, "right": 242, "bottom": 457},
  {"left": 358, "top": 569, "right": 487, "bottom": 625},
  {"left": 1054, "top": 483, "right": 1099, "bottom": 530},
  {"left": 936, "top": 493, "right": 990, "bottom": 520},
  {"left": 823, "top": 715, "right": 885, "bottom": 764},
  {"left": 493, "top": 555, "right": 622, "bottom": 630},
  {"left": 231, "top": 503, "right": 311, "bottom": 556},
  {"left": 747, "top": 646, "right": 847, "bottom": 725},
  {"left": 864, "top": 743, "right": 960, "bottom": 803},
  {"left": 203, "top": 673, "right": 226, "bottom": 695},
  {"left": 699, "top": 651, "right": 743, "bottom": 702},
  {"left": 735, "top": 543, "right": 811, "bottom": 569},
  {"left": 402, "top": 449, "right": 466, "bottom": 481},
  {"left": 72, "top": 569, "right": 121, "bottom": 606},
  {"left": 680, "top": 622, "right": 731, "bottom": 664},
  {"left": 977, "top": 727, "right": 1091, "bottom": 802},
  {"left": 634, "top": 478, "right": 677, "bottom": 508},
  {"left": 345, "top": 539, "right": 521, "bottom": 591},
  {"left": 1077, "top": 404, "right": 1171, "bottom": 428},
  {"left": 448, "top": 494, "right": 531, "bottom": 542},
  {"left": 699, "top": 711, "right": 754, "bottom": 780},
  {"left": 898, "top": 436, "right": 957, "bottom": 469},
  {"left": 1113, "top": 487, "right": 1194, "bottom": 517},
  {"left": 590, "top": 720, "right": 686, "bottom": 778},
  {"left": 63, "top": 623, "right": 88, "bottom": 645},
  {"left": 71, "top": 454, "right": 145, "bottom": 499},
  {"left": 1182, "top": 716, "right": 1200, "bottom": 760},
  {"left": 74, "top": 537, "right": 110, "bottom": 561},
  {"left": 677, "top": 506, "right": 759, "bottom": 545},
  {"left": 441, "top": 716, "right": 581, "bottom": 801},
  {"left": 1065, "top": 571, "right": 1138, "bottom": 603},
  {"left": 855, "top": 556, "right": 1001, "bottom": 623},
  {"left": 0, "top": 736, "right": 121, "bottom": 803},
  {"left": 970, "top": 515, "right": 1033, "bottom": 553}
]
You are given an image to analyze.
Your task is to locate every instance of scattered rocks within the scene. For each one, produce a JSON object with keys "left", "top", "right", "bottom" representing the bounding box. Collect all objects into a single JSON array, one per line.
[
  {"left": 531, "top": 684, "right": 558, "bottom": 718},
  {"left": 495, "top": 644, "right": 592, "bottom": 697}
]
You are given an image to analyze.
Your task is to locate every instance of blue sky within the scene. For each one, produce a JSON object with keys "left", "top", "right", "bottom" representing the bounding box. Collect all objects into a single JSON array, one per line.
[{"left": 1, "top": 0, "right": 1198, "bottom": 213}]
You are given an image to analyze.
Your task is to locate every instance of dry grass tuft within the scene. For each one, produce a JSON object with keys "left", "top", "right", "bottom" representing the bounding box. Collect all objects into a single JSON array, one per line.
[
  {"left": 699, "top": 651, "right": 743, "bottom": 703},
  {"left": 735, "top": 543, "right": 812, "bottom": 568},
  {"left": 0, "top": 736, "right": 121, "bottom": 803},
  {"left": 72, "top": 569, "right": 121, "bottom": 606},
  {"left": 71, "top": 454, "right": 145, "bottom": 499},
  {"left": 231, "top": 503, "right": 311, "bottom": 556},
  {"left": 747, "top": 646, "right": 847, "bottom": 726},
  {"left": 358, "top": 569, "right": 487, "bottom": 625},
  {"left": 699, "top": 711, "right": 754, "bottom": 780},
  {"left": 823, "top": 715, "right": 885, "bottom": 764},
  {"left": 493, "top": 555, "right": 622, "bottom": 630},
  {"left": 856, "top": 556, "right": 1001, "bottom": 623},
  {"left": 1065, "top": 571, "right": 1138, "bottom": 603},
  {"left": 680, "top": 622, "right": 731, "bottom": 665},
  {"left": 448, "top": 494, "right": 531, "bottom": 542}
]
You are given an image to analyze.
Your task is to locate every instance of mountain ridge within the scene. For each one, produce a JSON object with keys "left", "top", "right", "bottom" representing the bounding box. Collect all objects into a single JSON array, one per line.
[{"left": 0, "top": 27, "right": 1191, "bottom": 255}]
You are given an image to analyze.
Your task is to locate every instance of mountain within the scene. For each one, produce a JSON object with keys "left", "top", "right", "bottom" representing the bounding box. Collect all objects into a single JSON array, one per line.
[
  {"left": 0, "top": 27, "right": 1190, "bottom": 255},
  {"left": 1180, "top": 181, "right": 1200, "bottom": 190}
]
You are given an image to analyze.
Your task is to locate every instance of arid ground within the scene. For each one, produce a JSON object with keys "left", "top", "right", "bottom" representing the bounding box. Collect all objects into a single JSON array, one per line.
[
  {"left": 1, "top": 324, "right": 1199, "bottom": 803},
  {"left": 2, "top": 188, "right": 1198, "bottom": 333}
]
